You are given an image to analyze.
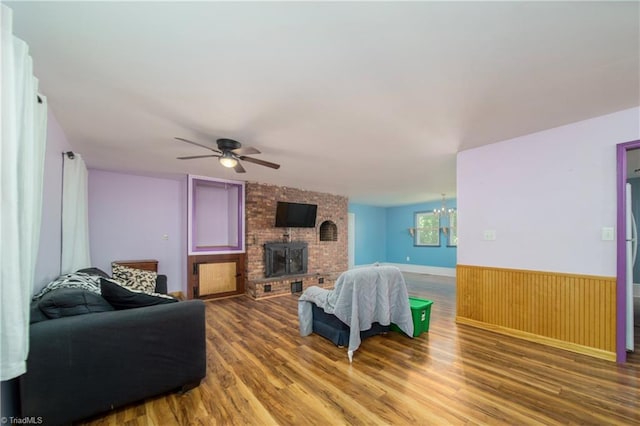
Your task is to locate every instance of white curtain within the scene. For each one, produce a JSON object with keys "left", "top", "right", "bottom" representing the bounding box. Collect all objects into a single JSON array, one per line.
[
  {"left": 61, "top": 154, "right": 91, "bottom": 274},
  {"left": 0, "top": 5, "right": 48, "bottom": 381}
]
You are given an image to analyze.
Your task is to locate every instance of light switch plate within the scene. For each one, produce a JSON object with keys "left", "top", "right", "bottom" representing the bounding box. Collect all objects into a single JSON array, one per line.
[
  {"left": 601, "top": 227, "right": 615, "bottom": 241},
  {"left": 484, "top": 230, "right": 496, "bottom": 241}
]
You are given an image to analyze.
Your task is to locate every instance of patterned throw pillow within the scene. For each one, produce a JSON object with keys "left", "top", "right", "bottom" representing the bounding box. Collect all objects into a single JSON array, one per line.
[{"left": 111, "top": 264, "right": 157, "bottom": 293}]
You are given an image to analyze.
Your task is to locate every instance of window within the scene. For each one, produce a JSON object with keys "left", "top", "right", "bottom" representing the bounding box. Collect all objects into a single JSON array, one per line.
[
  {"left": 448, "top": 210, "right": 458, "bottom": 246},
  {"left": 414, "top": 211, "right": 440, "bottom": 246}
]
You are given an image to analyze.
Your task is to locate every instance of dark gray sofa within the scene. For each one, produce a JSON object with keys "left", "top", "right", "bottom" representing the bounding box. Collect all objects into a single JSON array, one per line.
[{"left": 19, "top": 269, "right": 206, "bottom": 426}]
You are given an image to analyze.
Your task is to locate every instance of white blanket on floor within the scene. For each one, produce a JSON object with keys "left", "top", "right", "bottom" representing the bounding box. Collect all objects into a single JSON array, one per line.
[{"left": 298, "top": 265, "right": 414, "bottom": 362}]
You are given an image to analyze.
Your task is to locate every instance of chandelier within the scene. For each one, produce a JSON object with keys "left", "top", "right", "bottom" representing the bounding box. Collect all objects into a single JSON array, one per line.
[
  {"left": 407, "top": 193, "right": 456, "bottom": 238},
  {"left": 433, "top": 193, "right": 455, "bottom": 217}
]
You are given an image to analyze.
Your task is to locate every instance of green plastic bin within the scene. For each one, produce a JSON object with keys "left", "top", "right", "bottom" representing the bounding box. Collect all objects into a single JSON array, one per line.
[{"left": 391, "top": 297, "right": 433, "bottom": 337}]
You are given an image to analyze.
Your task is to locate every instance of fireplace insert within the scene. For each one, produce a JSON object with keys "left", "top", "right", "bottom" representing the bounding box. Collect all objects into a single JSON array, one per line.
[{"left": 264, "top": 242, "right": 308, "bottom": 278}]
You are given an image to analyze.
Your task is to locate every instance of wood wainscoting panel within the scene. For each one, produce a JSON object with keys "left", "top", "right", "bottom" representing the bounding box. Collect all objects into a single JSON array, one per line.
[{"left": 456, "top": 265, "right": 616, "bottom": 361}]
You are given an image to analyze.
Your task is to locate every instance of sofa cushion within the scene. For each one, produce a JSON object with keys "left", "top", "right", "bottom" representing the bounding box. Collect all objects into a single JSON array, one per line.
[
  {"left": 100, "top": 278, "right": 177, "bottom": 310},
  {"left": 29, "top": 301, "right": 48, "bottom": 324},
  {"left": 38, "top": 288, "right": 114, "bottom": 319},
  {"left": 112, "top": 264, "right": 157, "bottom": 293}
]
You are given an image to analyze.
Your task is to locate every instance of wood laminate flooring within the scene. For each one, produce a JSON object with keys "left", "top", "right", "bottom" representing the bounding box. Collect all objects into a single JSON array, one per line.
[{"left": 80, "top": 273, "right": 640, "bottom": 425}]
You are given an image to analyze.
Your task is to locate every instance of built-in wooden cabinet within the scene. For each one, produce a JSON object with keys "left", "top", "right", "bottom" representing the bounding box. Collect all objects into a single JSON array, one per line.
[
  {"left": 187, "top": 175, "right": 246, "bottom": 299},
  {"left": 187, "top": 254, "right": 245, "bottom": 299}
]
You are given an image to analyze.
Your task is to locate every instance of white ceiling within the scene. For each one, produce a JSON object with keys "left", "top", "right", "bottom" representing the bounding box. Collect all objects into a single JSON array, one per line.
[{"left": 7, "top": 1, "right": 639, "bottom": 206}]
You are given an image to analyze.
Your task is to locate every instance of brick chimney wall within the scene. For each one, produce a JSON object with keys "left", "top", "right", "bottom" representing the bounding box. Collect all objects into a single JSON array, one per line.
[{"left": 245, "top": 182, "right": 348, "bottom": 283}]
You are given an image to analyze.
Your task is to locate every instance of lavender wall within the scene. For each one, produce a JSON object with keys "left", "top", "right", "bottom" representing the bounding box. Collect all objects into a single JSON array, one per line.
[
  {"left": 88, "top": 170, "right": 187, "bottom": 293},
  {"left": 459, "top": 107, "right": 640, "bottom": 362},
  {"left": 457, "top": 107, "right": 640, "bottom": 276},
  {"left": 33, "top": 109, "right": 73, "bottom": 293}
]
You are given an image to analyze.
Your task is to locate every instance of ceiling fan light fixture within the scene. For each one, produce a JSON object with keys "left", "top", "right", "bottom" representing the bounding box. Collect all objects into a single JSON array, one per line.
[
  {"left": 219, "top": 152, "right": 238, "bottom": 168},
  {"left": 175, "top": 136, "right": 280, "bottom": 172}
]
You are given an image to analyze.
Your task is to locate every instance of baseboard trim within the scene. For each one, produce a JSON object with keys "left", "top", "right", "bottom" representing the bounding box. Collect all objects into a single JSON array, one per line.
[
  {"left": 456, "top": 316, "right": 616, "bottom": 362},
  {"left": 381, "top": 263, "right": 456, "bottom": 277}
]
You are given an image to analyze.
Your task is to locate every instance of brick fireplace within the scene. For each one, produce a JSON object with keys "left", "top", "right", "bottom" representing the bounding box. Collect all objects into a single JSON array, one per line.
[{"left": 245, "top": 182, "right": 348, "bottom": 299}]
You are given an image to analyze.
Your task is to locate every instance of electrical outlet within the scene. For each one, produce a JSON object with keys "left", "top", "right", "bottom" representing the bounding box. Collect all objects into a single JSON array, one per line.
[
  {"left": 318, "top": 277, "right": 324, "bottom": 284},
  {"left": 264, "top": 284, "right": 271, "bottom": 293},
  {"left": 484, "top": 230, "right": 496, "bottom": 241}
]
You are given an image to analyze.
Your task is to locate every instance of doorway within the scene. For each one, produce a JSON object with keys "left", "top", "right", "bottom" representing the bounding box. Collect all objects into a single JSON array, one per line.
[{"left": 616, "top": 140, "right": 640, "bottom": 363}]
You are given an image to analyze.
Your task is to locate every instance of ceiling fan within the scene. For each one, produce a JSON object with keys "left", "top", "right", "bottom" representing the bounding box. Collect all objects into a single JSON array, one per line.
[{"left": 175, "top": 137, "right": 280, "bottom": 173}]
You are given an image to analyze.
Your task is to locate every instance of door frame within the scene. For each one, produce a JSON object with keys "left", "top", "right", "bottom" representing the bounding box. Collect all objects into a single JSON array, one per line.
[
  {"left": 616, "top": 139, "right": 640, "bottom": 363},
  {"left": 348, "top": 213, "right": 355, "bottom": 269}
]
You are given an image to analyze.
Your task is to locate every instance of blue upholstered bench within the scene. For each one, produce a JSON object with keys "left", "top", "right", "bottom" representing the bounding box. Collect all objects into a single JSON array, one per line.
[{"left": 311, "top": 303, "right": 389, "bottom": 347}]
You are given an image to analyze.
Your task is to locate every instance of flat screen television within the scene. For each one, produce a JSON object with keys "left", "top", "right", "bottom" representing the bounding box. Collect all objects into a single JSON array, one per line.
[{"left": 275, "top": 201, "right": 317, "bottom": 228}]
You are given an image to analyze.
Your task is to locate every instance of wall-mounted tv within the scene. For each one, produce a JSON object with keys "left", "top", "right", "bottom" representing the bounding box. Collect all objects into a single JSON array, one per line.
[{"left": 275, "top": 201, "right": 317, "bottom": 228}]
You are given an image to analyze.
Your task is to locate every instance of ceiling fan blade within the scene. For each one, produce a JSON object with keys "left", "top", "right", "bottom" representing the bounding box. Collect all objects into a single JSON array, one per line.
[
  {"left": 175, "top": 137, "right": 221, "bottom": 153},
  {"left": 177, "top": 154, "right": 220, "bottom": 160},
  {"left": 234, "top": 161, "right": 246, "bottom": 173},
  {"left": 240, "top": 156, "right": 281, "bottom": 169},
  {"left": 232, "top": 146, "right": 261, "bottom": 156}
]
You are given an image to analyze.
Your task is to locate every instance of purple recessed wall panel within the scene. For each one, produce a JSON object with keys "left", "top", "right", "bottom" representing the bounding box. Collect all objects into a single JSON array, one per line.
[
  {"left": 88, "top": 170, "right": 187, "bottom": 294},
  {"left": 188, "top": 175, "right": 244, "bottom": 255},
  {"left": 193, "top": 183, "right": 238, "bottom": 247}
]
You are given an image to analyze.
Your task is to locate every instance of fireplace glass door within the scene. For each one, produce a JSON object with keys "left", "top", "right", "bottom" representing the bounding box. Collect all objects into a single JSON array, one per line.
[
  {"left": 271, "top": 246, "right": 287, "bottom": 277},
  {"left": 289, "top": 247, "right": 305, "bottom": 275},
  {"left": 265, "top": 242, "right": 308, "bottom": 278}
]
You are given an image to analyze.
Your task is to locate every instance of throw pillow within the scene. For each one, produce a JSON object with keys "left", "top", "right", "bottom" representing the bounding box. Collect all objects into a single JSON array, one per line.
[
  {"left": 111, "top": 264, "right": 157, "bottom": 293},
  {"left": 100, "top": 278, "right": 177, "bottom": 310},
  {"left": 38, "top": 288, "right": 114, "bottom": 319}
]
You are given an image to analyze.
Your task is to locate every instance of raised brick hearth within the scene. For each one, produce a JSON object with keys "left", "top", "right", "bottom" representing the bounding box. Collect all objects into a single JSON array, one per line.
[
  {"left": 245, "top": 272, "right": 339, "bottom": 298},
  {"left": 245, "top": 182, "right": 348, "bottom": 299}
]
